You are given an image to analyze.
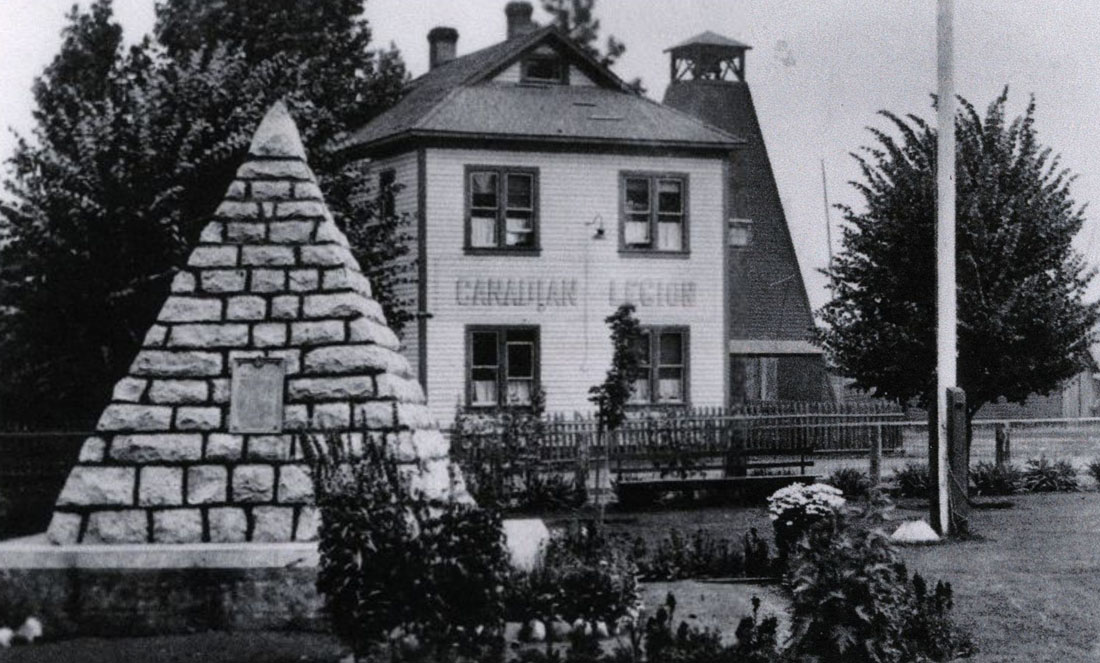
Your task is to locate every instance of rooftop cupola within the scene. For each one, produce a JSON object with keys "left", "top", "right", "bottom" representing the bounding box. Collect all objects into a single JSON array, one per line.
[{"left": 664, "top": 31, "right": 752, "bottom": 82}]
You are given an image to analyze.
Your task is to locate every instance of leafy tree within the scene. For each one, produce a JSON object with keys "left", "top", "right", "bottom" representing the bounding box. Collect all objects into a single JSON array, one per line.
[
  {"left": 589, "top": 303, "right": 644, "bottom": 433},
  {"left": 0, "top": 0, "right": 410, "bottom": 426},
  {"left": 817, "top": 90, "right": 1098, "bottom": 438}
]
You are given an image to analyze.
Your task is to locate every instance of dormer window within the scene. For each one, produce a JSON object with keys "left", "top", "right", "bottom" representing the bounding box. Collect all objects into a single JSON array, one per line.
[{"left": 521, "top": 55, "right": 566, "bottom": 84}]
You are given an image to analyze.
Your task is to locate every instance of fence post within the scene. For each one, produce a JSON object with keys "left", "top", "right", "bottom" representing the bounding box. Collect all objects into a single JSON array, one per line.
[{"left": 870, "top": 422, "right": 883, "bottom": 486}]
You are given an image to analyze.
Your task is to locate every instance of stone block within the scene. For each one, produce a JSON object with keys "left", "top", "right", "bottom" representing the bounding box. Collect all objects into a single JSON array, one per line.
[
  {"left": 175, "top": 406, "right": 223, "bottom": 431},
  {"left": 287, "top": 376, "right": 372, "bottom": 401},
  {"left": 225, "top": 180, "right": 247, "bottom": 200},
  {"left": 226, "top": 295, "right": 267, "bottom": 320},
  {"left": 143, "top": 325, "right": 169, "bottom": 347},
  {"left": 347, "top": 317, "right": 400, "bottom": 349},
  {"left": 147, "top": 379, "right": 209, "bottom": 404},
  {"left": 299, "top": 244, "right": 352, "bottom": 267},
  {"left": 301, "top": 290, "right": 372, "bottom": 319},
  {"left": 97, "top": 404, "right": 173, "bottom": 432},
  {"left": 111, "top": 377, "right": 147, "bottom": 403},
  {"left": 157, "top": 297, "right": 224, "bottom": 323},
  {"left": 188, "top": 246, "right": 239, "bottom": 268},
  {"left": 295, "top": 506, "right": 320, "bottom": 541},
  {"left": 303, "top": 344, "right": 410, "bottom": 376},
  {"left": 210, "top": 378, "right": 231, "bottom": 403},
  {"left": 376, "top": 374, "right": 426, "bottom": 403},
  {"left": 111, "top": 433, "right": 203, "bottom": 462},
  {"left": 216, "top": 201, "right": 260, "bottom": 220},
  {"left": 396, "top": 403, "right": 434, "bottom": 430},
  {"left": 293, "top": 181, "right": 323, "bottom": 200},
  {"left": 269, "top": 221, "right": 314, "bottom": 243},
  {"left": 274, "top": 201, "right": 325, "bottom": 218},
  {"left": 247, "top": 435, "right": 292, "bottom": 461},
  {"left": 57, "top": 466, "right": 136, "bottom": 506},
  {"left": 233, "top": 465, "right": 275, "bottom": 502},
  {"left": 206, "top": 433, "right": 244, "bottom": 461},
  {"left": 153, "top": 509, "right": 203, "bottom": 543},
  {"left": 250, "top": 269, "right": 286, "bottom": 293},
  {"left": 236, "top": 159, "right": 313, "bottom": 180},
  {"left": 200, "top": 269, "right": 247, "bottom": 293},
  {"left": 402, "top": 459, "right": 454, "bottom": 502},
  {"left": 354, "top": 402, "right": 394, "bottom": 429},
  {"left": 278, "top": 465, "right": 314, "bottom": 503},
  {"left": 131, "top": 350, "right": 223, "bottom": 377},
  {"left": 385, "top": 431, "right": 420, "bottom": 463},
  {"left": 283, "top": 404, "right": 309, "bottom": 431},
  {"left": 170, "top": 271, "right": 196, "bottom": 293},
  {"left": 169, "top": 323, "right": 249, "bottom": 347},
  {"left": 288, "top": 269, "right": 319, "bottom": 292},
  {"left": 199, "top": 221, "right": 224, "bottom": 243},
  {"left": 314, "top": 220, "right": 351, "bottom": 247},
  {"left": 250, "top": 180, "right": 292, "bottom": 200},
  {"left": 251, "top": 322, "right": 288, "bottom": 347},
  {"left": 266, "top": 348, "right": 301, "bottom": 374},
  {"left": 228, "top": 350, "right": 264, "bottom": 367},
  {"left": 46, "top": 511, "right": 83, "bottom": 544},
  {"left": 208, "top": 507, "right": 248, "bottom": 543},
  {"left": 319, "top": 267, "right": 349, "bottom": 291},
  {"left": 411, "top": 429, "right": 449, "bottom": 460},
  {"left": 252, "top": 506, "right": 294, "bottom": 542},
  {"left": 138, "top": 466, "right": 184, "bottom": 506},
  {"left": 346, "top": 270, "right": 373, "bottom": 298},
  {"left": 224, "top": 221, "right": 267, "bottom": 243},
  {"left": 312, "top": 402, "right": 351, "bottom": 429},
  {"left": 84, "top": 510, "right": 148, "bottom": 544},
  {"left": 290, "top": 320, "right": 343, "bottom": 345},
  {"left": 187, "top": 465, "right": 228, "bottom": 504},
  {"left": 241, "top": 245, "right": 295, "bottom": 266},
  {"left": 78, "top": 437, "right": 108, "bottom": 463},
  {"left": 270, "top": 295, "right": 300, "bottom": 319}
]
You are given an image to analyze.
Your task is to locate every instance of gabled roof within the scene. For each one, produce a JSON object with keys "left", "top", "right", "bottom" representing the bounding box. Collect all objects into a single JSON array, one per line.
[
  {"left": 340, "top": 27, "right": 742, "bottom": 155},
  {"left": 666, "top": 31, "right": 752, "bottom": 52}
]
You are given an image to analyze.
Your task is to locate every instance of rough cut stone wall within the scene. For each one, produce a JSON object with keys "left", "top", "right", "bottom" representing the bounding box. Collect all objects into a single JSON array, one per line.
[{"left": 47, "top": 102, "right": 462, "bottom": 545}]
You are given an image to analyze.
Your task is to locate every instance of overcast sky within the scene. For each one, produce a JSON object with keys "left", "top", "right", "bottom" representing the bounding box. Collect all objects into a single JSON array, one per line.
[{"left": 4, "top": 1, "right": 1100, "bottom": 311}]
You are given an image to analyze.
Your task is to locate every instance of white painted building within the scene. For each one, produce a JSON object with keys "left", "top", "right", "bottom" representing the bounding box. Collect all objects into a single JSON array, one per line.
[{"left": 342, "top": 5, "right": 762, "bottom": 423}]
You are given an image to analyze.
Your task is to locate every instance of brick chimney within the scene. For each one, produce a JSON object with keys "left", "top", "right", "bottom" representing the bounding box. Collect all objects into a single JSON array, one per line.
[
  {"left": 428, "top": 26, "right": 458, "bottom": 69},
  {"left": 505, "top": 2, "right": 537, "bottom": 40}
]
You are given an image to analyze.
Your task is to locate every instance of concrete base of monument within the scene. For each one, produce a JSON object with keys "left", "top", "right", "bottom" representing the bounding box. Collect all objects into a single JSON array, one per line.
[{"left": 0, "top": 534, "right": 324, "bottom": 637}]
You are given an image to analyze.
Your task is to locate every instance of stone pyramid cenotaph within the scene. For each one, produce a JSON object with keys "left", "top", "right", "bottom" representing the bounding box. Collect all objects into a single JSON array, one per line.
[{"left": 46, "top": 101, "right": 463, "bottom": 545}]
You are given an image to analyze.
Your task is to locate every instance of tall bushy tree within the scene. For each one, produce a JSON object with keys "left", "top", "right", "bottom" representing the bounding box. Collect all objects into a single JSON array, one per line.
[
  {"left": 0, "top": 0, "right": 410, "bottom": 426},
  {"left": 817, "top": 90, "right": 1098, "bottom": 431}
]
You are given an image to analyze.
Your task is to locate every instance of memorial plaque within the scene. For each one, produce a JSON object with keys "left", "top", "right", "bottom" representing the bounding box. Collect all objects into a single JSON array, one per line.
[{"left": 229, "top": 357, "right": 286, "bottom": 433}]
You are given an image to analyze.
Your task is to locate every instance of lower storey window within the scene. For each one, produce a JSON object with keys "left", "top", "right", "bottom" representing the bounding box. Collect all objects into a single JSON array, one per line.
[
  {"left": 468, "top": 327, "right": 539, "bottom": 407},
  {"left": 630, "top": 327, "right": 689, "bottom": 404}
]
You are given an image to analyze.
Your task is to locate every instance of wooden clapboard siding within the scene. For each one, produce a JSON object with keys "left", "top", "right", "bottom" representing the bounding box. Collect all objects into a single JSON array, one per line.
[
  {"left": 359, "top": 151, "right": 421, "bottom": 379},
  {"left": 423, "top": 147, "right": 726, "bottom": 423}
]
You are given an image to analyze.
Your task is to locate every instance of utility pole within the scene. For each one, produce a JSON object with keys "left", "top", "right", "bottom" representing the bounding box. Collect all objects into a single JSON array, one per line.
[
  {"left": 934, "top": 0, "right": 956, "bottom": 535},
  {"left": 821, "top": 159, "right": 834, "bottom": 263}
]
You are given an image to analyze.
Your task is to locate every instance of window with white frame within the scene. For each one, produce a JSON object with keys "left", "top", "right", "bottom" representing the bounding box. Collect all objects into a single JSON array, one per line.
[
  {"left": 621, "top": 173, "right": 688, "bottom": 253},
  {"left": 629, "top": 327, "right": 689, "bottom": 404},
  {"left": 468, "top": 327, "right": 539, "bottom": 407},
  {"left": 466, "top": 167, "right": 538, "bottom": 251}
]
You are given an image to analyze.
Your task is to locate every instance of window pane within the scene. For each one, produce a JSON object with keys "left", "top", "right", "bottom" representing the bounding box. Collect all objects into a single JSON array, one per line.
[
  {"left": 625, "top": 217, "right": 650, "bottom": 246},
  {"left": 630, "top": 377, "right": 651, "bottom": 403},
  {"left": 657, "top": 219, "right": 683, "bottom": 251},
  {"left": 507, "top": 174, "right": 533, "bottom": 209},
  {"left": 524, "top": 57, "right": 562, "bottom": 81},
  {"left": 507, "top": 380, "right": 533, "bottom": 405},
  {"left": 505, "top": 214, "right": 534, "bottom": 247},
  {"left": 657, "top": 179, "right": 683, "bottom": 213},
  {"left": 472, "top": 379, "right": 498, "bottom": 405},
  {"left": 506, "top": 342, "right": 534, "bottom": 379},
  {"left": 633, "top": 333, "right": 651, "bottom": 368},
  {"left": 625, "top": 178, "right": 650, "bottom": 212},
  {"left": 470, "top": 214, "right": 497, "bottom": 247},
  {"left": 472, "top": 332, "right": 498, "bottom": 366},
  {"left": 657, "top": 367, "right": 684, "bottom": 402},
  {"left": 470, "top": 172, "right": 498, "bottom": 208},
  {"left": 659, "top": 332, "right": 683, "bottom": 365}
]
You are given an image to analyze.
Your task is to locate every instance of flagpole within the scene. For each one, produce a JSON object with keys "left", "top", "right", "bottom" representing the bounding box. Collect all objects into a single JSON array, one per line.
[{"left": 935, "top": 0, "right": 956, "bottom": 534}]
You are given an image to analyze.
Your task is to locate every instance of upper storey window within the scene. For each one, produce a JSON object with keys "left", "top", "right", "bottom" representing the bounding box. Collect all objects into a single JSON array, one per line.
[
  {"left": 521, "top": 54, "right": 567, "bottom": 84},
  {"left": 466, "top": 166, "right": 539, "bottom": 253},
  {"left": 620, "top": 172, "right": 689, "bottom": 255}
]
